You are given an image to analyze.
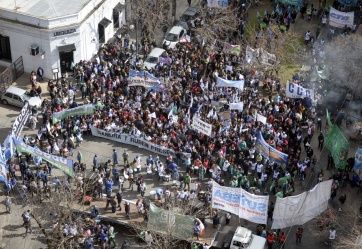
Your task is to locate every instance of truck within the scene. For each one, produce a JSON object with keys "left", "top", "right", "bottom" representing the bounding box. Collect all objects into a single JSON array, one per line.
[{"left": 221, "top": 227, "right": 266, "bottom": 249}]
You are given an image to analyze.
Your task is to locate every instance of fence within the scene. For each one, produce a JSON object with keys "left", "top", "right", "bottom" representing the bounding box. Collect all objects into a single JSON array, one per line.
[{"left": 0, "top": 56, "right": 24, "bottom": 92}]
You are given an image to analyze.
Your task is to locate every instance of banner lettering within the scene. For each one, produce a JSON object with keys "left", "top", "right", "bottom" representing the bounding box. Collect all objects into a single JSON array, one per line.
[
  {"left": 191, "top": 117, "right": 213, "bottom": 136},
  {"left": 90, "top": 126, "right": 190, "bottom": 158},
  {"left": 212, "top": 182, "right": 269, "bottom": 224},
  {"left": 329, "top": 7, "right": 354, "bottom": 28},
  {"left": 285, "top": 82, "right": 314, "bottom": 99},
  {"left": 12, "top": 101, "right": 31, "bottom": 139}
]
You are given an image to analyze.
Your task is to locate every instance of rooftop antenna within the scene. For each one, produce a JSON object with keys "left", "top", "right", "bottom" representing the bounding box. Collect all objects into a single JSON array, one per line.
[{"left": 14, "top": 0, "right": 20, "bottom": 11}]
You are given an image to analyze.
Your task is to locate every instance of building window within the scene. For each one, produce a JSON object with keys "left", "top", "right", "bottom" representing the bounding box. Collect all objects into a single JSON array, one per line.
[{"left": 0, "top": 35, "right": 12, "bottom": 62}]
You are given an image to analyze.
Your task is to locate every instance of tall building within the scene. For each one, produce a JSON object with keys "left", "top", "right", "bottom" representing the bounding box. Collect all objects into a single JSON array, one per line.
[{"left": 0, "top": 0, "right": 125, "bottom": 79}]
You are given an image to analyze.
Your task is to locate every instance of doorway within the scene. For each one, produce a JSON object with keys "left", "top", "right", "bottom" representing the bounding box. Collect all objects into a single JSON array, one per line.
[
  {"left": 59, "top": 51, "right": 74, "bottom": 76},
  {"left": 98, "top": 23, "right": 105, "bottom": 43},
  {"left": 113, "top": 10, "right": 119, "bottom": 28}
]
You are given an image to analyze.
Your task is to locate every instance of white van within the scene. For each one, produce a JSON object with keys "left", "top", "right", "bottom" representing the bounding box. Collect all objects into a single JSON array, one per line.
[
  {"left": 1, "top": 86, "right": 41, "bottom": 108},
  {"left": 230, "top": 227, "right": 266, "bottom": 249},
  {"left": 162, "top": 26, "right": 186, "bottom": 49},
  {"left": 143, "top": 47, "right": 166, "bottom": 69}
]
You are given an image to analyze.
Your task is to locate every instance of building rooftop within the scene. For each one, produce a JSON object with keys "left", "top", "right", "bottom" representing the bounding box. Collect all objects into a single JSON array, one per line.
[{"left": 0, "top": 0, "right": 91, "bottom": 19}]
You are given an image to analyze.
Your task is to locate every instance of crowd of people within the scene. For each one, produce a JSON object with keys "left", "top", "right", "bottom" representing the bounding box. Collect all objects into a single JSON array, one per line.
[{"left": 3, "top": 0, "right": 362, "bottom": 248}]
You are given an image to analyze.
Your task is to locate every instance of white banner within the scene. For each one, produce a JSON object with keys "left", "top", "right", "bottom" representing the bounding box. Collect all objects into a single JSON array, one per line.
[
  {"left": 90, "top": 126, "right": 190, "bottom": 158},
  {"left": 272, "top": 180, "right": 333, "bottom": 229},
  {"left": 246, "top": 46, "right": 259, "bottom": 63},
  {"left": 255, "top": 112, "right": 267, "bottom": 124},
  {"left": 217, "top": 77, "right": 244, "bottom": 90},
  {"left": 12, "top": 101, "right": 31, "bottom": 139},
  {"left": 229, "top": 102, "right": 244, "bottom": 111},
  {"left": 286, "top": 82, "right": 314, "bottom": 99},
  {"left": 212, "top": 182, "right": 269, "bottom": 224},
  {"left": 259, "top": 49, "right": 276, "bottom": 66},
  {"left": 191, "top": 117, "right": 213, "bottom": 136},
  {"left": 329, "top": 7, "right": 354, "bottom": 28}
]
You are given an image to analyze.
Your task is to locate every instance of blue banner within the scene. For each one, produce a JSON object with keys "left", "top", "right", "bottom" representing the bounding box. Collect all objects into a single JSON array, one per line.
[
  {"left": 354, "top": 148, "right": 362, "bottom": 171},
  {"left": 128, "top": 69, "right": 161, "bottom": 88},
  {"left": 216, "top": 77, "right": 244, "bottom": 90},
  {"left": 338, "top": 0, "right": 358, "bottom": 7},
  {"left": 255, "top": 132, "right": 288, "bottom": 166}
]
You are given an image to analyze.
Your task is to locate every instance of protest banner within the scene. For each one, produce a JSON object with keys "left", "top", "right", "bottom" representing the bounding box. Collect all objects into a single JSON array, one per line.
[
  {"left": 158, "top": 57, "right": 171, "bottom": 64},
  {"left": 148, "top": 203, "right": 194, "bottom": 238},
  {"left": 229, "top": 102, "right": 244, "bottom": 111},
  {"left": 285, "top": 82, "right": 314, "bottom": 99},
  {"left": 255, "top": 132, "right": 288, "bottom": 165},
  {"left": 52, "top": 104, "right": 95, "bottom": 124},
  {"left": 325, "top": 124, "right": 349, "bottom": 169},
  {"left": 272, "top": 180, "right": 333, "bottom": 229},
  {"left": 354, "top": 147, "right": 362, "bottom": 171},
  {"left": 255, "top": 112, "right": 267, "bottom": 124},
  {"left": 245, "top": 46, "right": 259, "bottom": 63},
  {"left": 338, "top": 0, "right": 358, "bottom": 7},
  {"left": 276, "top": 0, "right": 302, "bottom": 6},
  {"left": 13, "top": 138, "right": 74, "bottom": 176},
  {"left": 224, "top": 42, "right": 241, "bottom": 54},
  {"left": 128, "top": 69, "right": 162, "bottom": 88},
  {"left": 207, "top": 0, "right": 228, "bottom": 9},
  {"left": 90, "top": 127, "right": 190, "bottom": 158},
  {"left": 217, "top": 77, "right": 244, "bottom": 90},
  {"left": 212, "top": 182, "right": 269, "bottom": 224},
  {"left": 329, "top": 7, "right": 354, "bottom": 28},
  {"left": 191, "top": 117, "right": 213, "bottom": 136},
  {"left": 12, "top": 101, "right": 31, "bottom": 139},
  {"left": 259, "top": 49, "right": 276, "bottom": 66}
]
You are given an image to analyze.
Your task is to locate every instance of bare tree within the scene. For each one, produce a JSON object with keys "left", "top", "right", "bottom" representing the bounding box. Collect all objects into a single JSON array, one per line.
[
  {"left": 128, "top": 194, "right": 211, "bottom": 249},
  {"left": 245, "top": 22, "right": 306, "bottom": 75},
  {"left": 128, "top": 0, "right": 171, "bottom": 42},
  {"left": 195, "top": 6, "right": 240, "bottom": 46},
  {"left": 26, "top": 173, "right": 99, "bottom": 249},
  {"left": 324, "top": 35, "right": 362, "bottom": 99},
  {"left": 308, "top": 204, "right": 362, "bottom": 248}
]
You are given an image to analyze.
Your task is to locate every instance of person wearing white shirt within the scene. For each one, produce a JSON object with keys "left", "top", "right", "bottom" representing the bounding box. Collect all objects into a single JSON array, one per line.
[
  {"left": 222, "top": 160, "right": 230, "bottom": 175},
  {"left": 256, "top": 163, "right": 263, "bottom": 178},
  {"left": 325, "top": 227, "right": 336, "bottom": 245}
]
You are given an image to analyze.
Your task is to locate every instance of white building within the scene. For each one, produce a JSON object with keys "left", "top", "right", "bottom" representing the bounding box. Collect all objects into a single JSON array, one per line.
[{"left": 0, "top": 0, "right": 126, "bottom": 79}]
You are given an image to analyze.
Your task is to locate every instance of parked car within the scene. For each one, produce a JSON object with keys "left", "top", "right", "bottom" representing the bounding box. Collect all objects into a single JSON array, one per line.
[
  {"left": 180, "top": 6, "right": 199, "bottom": 22},
  {"left": 1, "top": 86, "right": 41, "bottom": 108},
  {"left": 143, "top": 48, "right": 166, "bottom": 69},
  {"left": 162, "top": 26, "right": 187, "bottom": 49}
]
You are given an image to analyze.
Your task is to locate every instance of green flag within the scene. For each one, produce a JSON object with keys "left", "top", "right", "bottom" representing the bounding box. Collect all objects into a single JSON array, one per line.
[
  {"left": 325, "top": 125, "right": 349, "bottom": 169},
  {"left": 148, "top": 203, "right": 194, "bottom": 239},
  {"left": 326, "top": 109, "right": 332, "bottom": 127}
]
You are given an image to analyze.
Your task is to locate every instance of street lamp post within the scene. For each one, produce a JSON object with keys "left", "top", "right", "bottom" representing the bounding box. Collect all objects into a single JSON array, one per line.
[{"left": 130, "top": 0, "right": 139, "bottom": 56}]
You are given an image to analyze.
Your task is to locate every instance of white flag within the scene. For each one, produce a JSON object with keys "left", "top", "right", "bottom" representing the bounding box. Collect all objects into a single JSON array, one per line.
[{"left": 149, "top": 112, "right": 157, "bottom": 119}]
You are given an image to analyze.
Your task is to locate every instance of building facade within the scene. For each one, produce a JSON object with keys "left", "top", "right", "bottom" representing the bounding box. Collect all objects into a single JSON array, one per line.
[{"left": 0, "top": 0, "right": 125, "bottom": 79}]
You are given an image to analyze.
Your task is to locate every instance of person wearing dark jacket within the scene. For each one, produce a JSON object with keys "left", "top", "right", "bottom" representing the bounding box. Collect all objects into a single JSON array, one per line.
[{"left": 116, "top": 190, "right": 123, "bottom": 210}]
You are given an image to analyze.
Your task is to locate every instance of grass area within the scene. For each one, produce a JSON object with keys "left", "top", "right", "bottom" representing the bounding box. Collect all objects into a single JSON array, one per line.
[{"left": 279, "top": 64, "right": 301, "bottom": 86}]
